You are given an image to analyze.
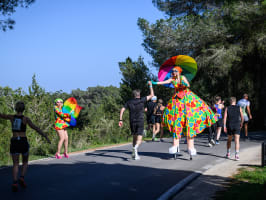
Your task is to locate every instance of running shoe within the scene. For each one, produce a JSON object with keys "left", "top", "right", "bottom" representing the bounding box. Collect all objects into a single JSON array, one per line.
[
  {"left": 134, "top": 154, "right": 140, "bottom": 160},
  {"left": 152, "top": 138, "right": 158, "bottom": 142},
  {"left": 210, "top": 139, "right": 215, "bottom": 146},
  {"left": 12, "top": 183, "right": 18, "bottom": 192},
  {"left": 132, "top": 149, "right": 140, "bottom": 160},
  {"left": 208, "top": 143, "right": 213, "bottom": 147},
  {"left": 19, "top": 177, "right": 27, "bottom": 188},
  {"left": 215, "top": 140, "right": 220, "bottom": 145},
  {"left": 235, "top": 154, "right": 240, "bottom": 161},
  {"left": 226, "top": 152, "right": 230, "bottom": 159},
  {"left": 160, "top": 138, "right": 164, "bottom": 142}
]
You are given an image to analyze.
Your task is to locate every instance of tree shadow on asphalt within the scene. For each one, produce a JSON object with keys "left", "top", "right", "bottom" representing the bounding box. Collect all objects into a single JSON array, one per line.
[
  {"left": 85, "top": 149, "right": 179, "bottom": 161},
  {"left": 1, "top": 160, "right": 262, "bottom": 200},
  {"left": 0, "top": 161, "right": 194, "bottom": 200}
]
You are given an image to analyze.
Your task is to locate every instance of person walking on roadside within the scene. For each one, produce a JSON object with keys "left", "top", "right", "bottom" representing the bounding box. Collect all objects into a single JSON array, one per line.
[
  {"left": 54, "top": 98, "right": 71, "bottom": 159},
  {"left": 224, "top": 97, "right": 244, "bottom": 161},
  {"left": 214, "top": 96, "right": 224, "bottom": 145},
  {"left": 119, "top": 82, "right": 154, "bottom": 160},
  {"left": 0, "top": 101, "right": 50, "bottom": 192},
  {"left": 237, "top": 94, "right": 252, "bottom": 140},
  {"left": 152, "top": 99, "right": 165, "bottom": 142},
  {"left": 207, "top": 100, "right": 219, "bottom": 147},
  {"left": 151, "top": 66, "right": 217, "bottom": 160},
  {"left": 145, "top": 96, "right": 157, "bottom": 138}
]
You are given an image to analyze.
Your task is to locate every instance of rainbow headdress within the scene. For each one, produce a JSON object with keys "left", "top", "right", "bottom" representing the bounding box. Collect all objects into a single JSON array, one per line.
[
  {"left": 158, "top": 55, "right": 197, "bottom": 88},
  {"left": 62, "top": 97, "right": 83, "bottom": 126}
]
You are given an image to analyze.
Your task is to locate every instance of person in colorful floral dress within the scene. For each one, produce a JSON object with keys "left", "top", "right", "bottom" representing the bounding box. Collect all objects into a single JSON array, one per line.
[
  {"left": 151, "top": 66, "right": 217, "bottom": 159},
  {"left": 54, "top": 98, "right": 71, "bottom": 159}
]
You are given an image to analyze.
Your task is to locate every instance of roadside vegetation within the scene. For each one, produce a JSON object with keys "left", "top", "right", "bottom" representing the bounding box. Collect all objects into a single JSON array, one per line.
[{"left": 216, "top": 166, "right": 266, "bottom": 199}]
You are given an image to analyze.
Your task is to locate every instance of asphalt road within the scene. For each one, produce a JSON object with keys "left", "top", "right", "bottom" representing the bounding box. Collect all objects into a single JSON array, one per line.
[{"left": 0, "top": 131, "right": 265, "bottom": 200}]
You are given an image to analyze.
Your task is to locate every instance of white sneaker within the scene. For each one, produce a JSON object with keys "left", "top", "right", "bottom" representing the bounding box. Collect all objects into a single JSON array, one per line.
[
  {"left": 210, "top": 139, "right": 215, "bottom": 146},
  {"left": 169, "top": 146, "right": 178, "bottom": 154},
  {"left": 134, "top": 154, "right": 140, "bottom": 160},
  {"left": 208, "top": 143, "right": 213, "bottom": 147},
  {"left": 132, "top": 148, "right": 140, "bottom": 160}
]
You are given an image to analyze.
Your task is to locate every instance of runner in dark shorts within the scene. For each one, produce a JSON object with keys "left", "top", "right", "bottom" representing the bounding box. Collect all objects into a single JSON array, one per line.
[
  {"left": 145, "top": 96, "right": 157, "bottom": 135},
  {"left": 0, "top": 101, "right": 50, "bottom": 192},
  {"left": 119, "top": 82, "right": 154, "bottom": 160},
  {"left": 152, "top": 99, "right": 165, "bottom": 142},
  {"left": 224, "top": 97, "right": 244, "bottom": 161}
]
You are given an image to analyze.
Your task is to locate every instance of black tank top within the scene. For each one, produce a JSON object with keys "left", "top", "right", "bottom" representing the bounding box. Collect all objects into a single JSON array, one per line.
[
  {"left": 155, "top": 105, "right": 163, "bottom": 115},
  {"left": 227, "top": 105, "right": 240, "bottom": 127},
  {"left": 12, "top": 115, "right": 27, "bottom": 132}
]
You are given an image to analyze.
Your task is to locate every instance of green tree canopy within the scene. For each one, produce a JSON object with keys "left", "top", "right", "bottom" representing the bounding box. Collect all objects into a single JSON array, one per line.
[
  {"left": 0, "top": 0, "right": 35, "bottom": 31},
  {"left": 138, "top": 0, "right": 266, "bottom": 128}
]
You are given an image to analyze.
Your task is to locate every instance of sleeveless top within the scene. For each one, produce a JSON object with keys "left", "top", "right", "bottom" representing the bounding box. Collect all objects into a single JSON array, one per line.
[
  {"left": 12, "top": 115, "right": 27, "bottom": 132},
  {"left": 215, "top": 104, "right": 222, "bottom": 119},
  {"left": 227, "top": 105, "right": 241, "bottom": 128},
  {"left": 155, "top": 105, "right": 163, "bottom": 115}
]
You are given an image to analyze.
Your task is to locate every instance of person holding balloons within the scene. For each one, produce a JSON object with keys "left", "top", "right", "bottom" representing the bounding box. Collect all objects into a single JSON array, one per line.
[{"left": 151, "top": 55, "right": 217, "bottom": 160}]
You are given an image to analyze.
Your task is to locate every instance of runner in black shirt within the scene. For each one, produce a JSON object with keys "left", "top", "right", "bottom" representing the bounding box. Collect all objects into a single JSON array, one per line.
[
  {"left": 224, "top": 97, "right": 244, "bottom": 161},
  {"left": 119, "top": 81, "right": 154, "bottom": 160}
]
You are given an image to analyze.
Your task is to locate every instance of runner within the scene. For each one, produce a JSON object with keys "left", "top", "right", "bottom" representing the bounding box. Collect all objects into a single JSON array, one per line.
[
  {"left": 214, "top": 96, "right": 224, "bottom": 144},
  {"left": 119, "top": 81, "right": 154, "bottom": 160},
  {"left": 237, "top": 94, "right": 252, "bottom": 140},
  {"left": 224, "top": 97, "right": 244, "bottom": 160},
  {"left": 145, "top": 96, "right": 157, "bottom": 138},
  {"left": 0, "top": 101, "right": 50, "bottom": 192},
  {"left": 152, "top": 99, "right": 165, "bottom": 142}
]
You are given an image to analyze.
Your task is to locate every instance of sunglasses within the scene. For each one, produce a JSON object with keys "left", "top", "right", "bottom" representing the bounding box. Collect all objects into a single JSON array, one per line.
[
  {"left": 172, "top": 70, "right": 179, "bottom": 73},
  {"left": 56, "top": 101, "right": 63, "bottom": 104}
]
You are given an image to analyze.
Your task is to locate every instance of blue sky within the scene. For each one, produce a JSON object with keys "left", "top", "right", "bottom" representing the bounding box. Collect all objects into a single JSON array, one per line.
[{"left": 0, "top": 0, "right": 165, "bottom": 93}]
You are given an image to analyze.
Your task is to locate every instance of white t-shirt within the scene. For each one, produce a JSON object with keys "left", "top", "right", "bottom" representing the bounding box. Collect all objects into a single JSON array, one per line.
[{"left": 237, "top": 99, "right": 250, "bottom": 121}]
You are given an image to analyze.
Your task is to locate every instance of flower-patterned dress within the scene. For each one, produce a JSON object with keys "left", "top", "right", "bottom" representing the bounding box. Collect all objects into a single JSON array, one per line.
[
  {"left": 54, "top": 106, "right": 71, "bottom": 130},
  {"left": 162, "top": 76, "right": 217, "bottom": 138}
]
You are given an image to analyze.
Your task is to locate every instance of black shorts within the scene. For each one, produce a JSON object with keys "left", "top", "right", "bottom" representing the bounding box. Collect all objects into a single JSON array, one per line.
[
  {"left": 154, "top": 116, "right": 162, "bottom": 124},
  {"left": 147, "top": 115, "right": 153, "bottom": 124},
  {"left": 130, "top": 122, "right": 144, "bottom": 135},
  {"left": 10, "top": 137, "right": 30, "bottom": 155},
  {"left": 216, "top": 118, "right": 223, "bottom": 128},
  {"left": 227, "top": 126, "right": 240, "bottom": 135}
]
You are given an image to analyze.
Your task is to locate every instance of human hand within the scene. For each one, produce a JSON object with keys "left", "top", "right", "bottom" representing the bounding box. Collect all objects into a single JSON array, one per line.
[
  {"left": 148, "top": 81, "right": 152, "bottom": 86},
  {"left": 119, "top": 121, "right": 123, "bottom": 127},
  {"left": 224, "top": 126, "right": 227, "bottom": 133},
  {"left": 249, "top": 115, "right": 252, "bottom": 120}
]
